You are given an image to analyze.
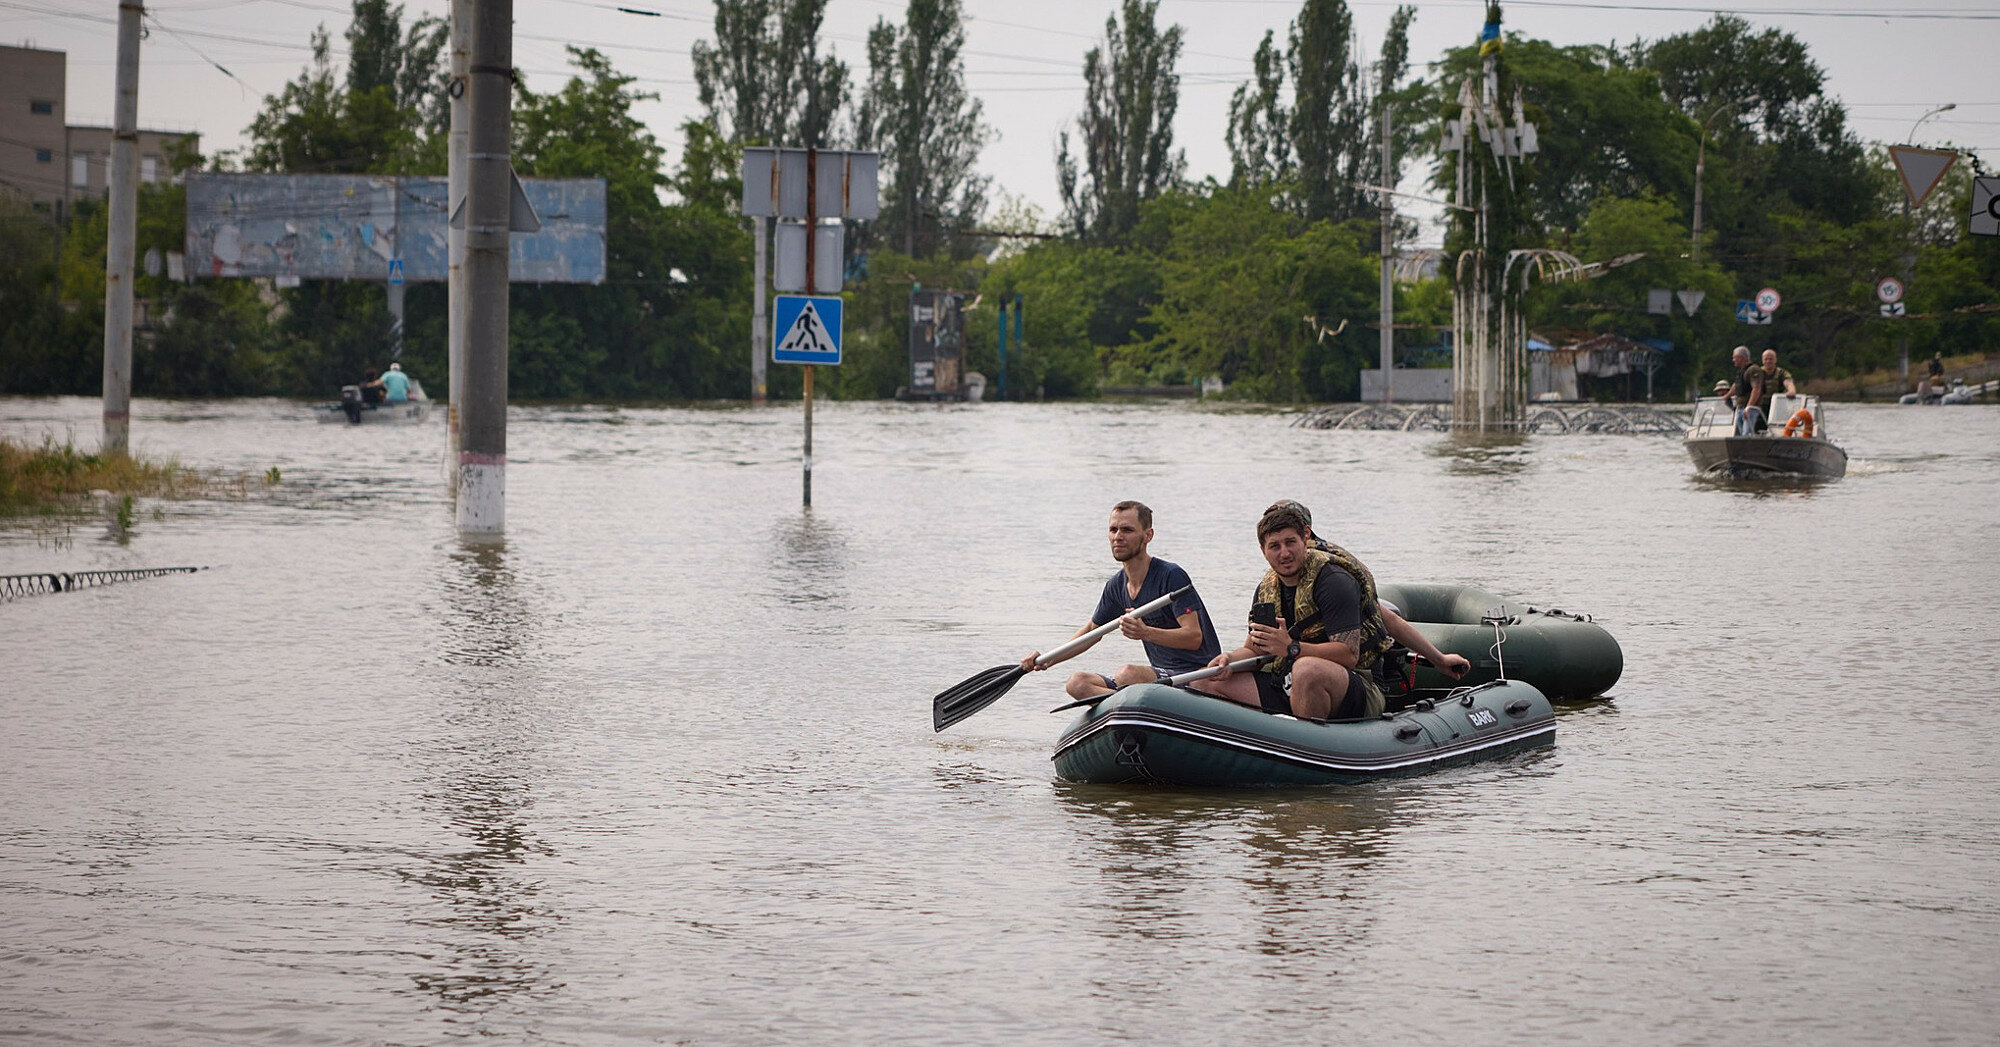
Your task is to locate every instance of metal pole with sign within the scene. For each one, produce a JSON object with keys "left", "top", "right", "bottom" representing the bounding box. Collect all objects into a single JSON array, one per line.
[{"left": 745, "top": 146, "right": 877, "bottom": 508}]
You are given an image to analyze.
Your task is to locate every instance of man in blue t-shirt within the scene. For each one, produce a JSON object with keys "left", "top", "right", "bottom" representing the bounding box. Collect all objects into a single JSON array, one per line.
[
  {"left": 369, "top": 363, "right": 412, "bottom": 403},
  {"left": 1019, "top": 500, "right": 1221, "bottom": 700}
]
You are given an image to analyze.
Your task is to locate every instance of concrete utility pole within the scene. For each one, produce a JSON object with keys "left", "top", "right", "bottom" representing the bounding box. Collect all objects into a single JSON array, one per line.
[
  {"left": 447, "top": 0, "right": 470, "bottom": 473},
  {"left": 1379, "top": 104, "right": 1395, "bottom": 403},
  {"left": 101, "top": 0, "right": 143, "bottom": 456},
  {"left": 457, "top": 0, "right": 512, "bottom": 535}
]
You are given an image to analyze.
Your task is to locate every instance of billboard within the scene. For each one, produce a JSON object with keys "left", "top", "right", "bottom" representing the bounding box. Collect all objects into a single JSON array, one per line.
[{"left": 184, "top": 173, "right": 606, "bottom": 284}]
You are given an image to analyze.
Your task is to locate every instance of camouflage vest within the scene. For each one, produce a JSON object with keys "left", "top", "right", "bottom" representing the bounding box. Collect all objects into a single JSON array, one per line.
[{"left": 1256, "top": 543, "right": 1394, "bottom": 674}]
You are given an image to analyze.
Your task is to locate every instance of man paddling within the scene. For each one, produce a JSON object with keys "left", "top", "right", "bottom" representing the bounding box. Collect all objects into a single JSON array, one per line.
[
  {"left": 1020, "top": 501, "right": 1220, "bottom": 701},
  {"left": 1191, "top": 503, "right": 1454, "bottom": 721}
]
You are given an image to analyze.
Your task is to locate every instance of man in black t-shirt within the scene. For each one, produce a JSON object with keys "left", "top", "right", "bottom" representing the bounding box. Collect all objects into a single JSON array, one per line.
[
  {"left": 1190, "top": 504, "right": 1382, "bottom": 720},
  {"left": 1020, "top": 500, "right": 1220, "bottom": 700}
]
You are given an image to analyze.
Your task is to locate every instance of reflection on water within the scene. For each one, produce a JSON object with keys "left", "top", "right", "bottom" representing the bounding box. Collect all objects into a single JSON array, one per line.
[
  {"left": 1429, "top": 432, "right": 1532, "bottom": 475},
  {"left": 405, "top": 537, "right": 562, "bottom": 1023},
  {"left": 766, "top": 510, "right": 848, "bottom": 611}
]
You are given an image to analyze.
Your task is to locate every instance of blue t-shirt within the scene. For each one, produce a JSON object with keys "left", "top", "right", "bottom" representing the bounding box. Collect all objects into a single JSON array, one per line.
[
  {"left": 379, "top": 369, "right": 412, "bottom": 402},
  {"left": 1091, "top": 558, "right": 1221, "bottom": 675}
]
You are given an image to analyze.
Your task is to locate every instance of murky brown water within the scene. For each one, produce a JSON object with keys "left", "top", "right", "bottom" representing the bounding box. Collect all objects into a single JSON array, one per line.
[{"left": 3, "top": 395, "right": 1997, "bottom": 1045}]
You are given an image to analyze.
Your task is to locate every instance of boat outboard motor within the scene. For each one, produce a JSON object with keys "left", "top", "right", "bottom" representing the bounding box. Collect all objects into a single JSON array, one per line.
[{"left": 340, "top": 384, "right": 364, "bottom": 423}]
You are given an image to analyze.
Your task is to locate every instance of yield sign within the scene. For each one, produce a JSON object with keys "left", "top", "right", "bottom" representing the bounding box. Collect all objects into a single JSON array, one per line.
[
  {"left": 1676, "top": 289, "right": 1705, "bottom": 315},
  {"left": 1889, "top": 146, "right": 1957, "bottom": 209}
]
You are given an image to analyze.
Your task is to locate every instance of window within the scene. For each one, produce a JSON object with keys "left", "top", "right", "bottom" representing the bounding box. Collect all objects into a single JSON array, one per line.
[
  {"left": 30, "top": 100, "right": 54, "bottom": 115},
  {"left": 140, "top": 156, "right": 158, "bottom": 182},
  {"left": 35, "top": 149, "right": 53, "bottom": 163},
  {"left": 72, "top": 153, "right": 89, "bottom": 187}
]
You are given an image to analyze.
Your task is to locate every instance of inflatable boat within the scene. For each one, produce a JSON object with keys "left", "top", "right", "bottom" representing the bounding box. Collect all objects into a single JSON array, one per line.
[
  {"left": 1046, "top": 583, "right": 1615, "bottom": 787},
  {"left": 1052, "top": 679, "right": 1555, "bottom": 787},
  {"left": 1377, "top": 583, "right": 1623, "bottom": 702}
]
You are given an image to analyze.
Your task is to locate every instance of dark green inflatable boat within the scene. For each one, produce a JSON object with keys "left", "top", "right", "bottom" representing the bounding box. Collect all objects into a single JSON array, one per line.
[
  {"left": 1378, "top": 583, "right": 1622, "bottom": 702},
  {"left": 1052, "top": 679, "right": 1555, "bottom": 787}
]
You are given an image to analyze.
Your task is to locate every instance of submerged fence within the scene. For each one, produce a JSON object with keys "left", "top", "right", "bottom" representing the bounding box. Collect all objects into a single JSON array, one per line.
[{"left": 0, "top": 567, "right": 203, "bottom": 602}]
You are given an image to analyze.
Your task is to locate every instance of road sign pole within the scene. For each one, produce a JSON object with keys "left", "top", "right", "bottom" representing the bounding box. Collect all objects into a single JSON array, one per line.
[{"left": 803, "top": 365, "right": 813, "bottom": 508}]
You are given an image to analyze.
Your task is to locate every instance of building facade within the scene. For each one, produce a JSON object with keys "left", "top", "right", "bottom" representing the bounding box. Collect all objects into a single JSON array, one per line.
[{"left": 0, "top": 44, "right": 197, "bottom": 219}]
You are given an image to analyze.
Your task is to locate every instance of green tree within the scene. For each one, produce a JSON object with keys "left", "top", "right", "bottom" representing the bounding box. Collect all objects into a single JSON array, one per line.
[
  {"left": 1057, "top": 0, "right": 1185, "bottom": 244},
  {"left": 1225, "top": 31, "right": 1288, "bottom": 188},
  {"left": 1288, "top": 0, "right": 1369, "bottom": 223},
  {"left": 853, "top": 0, "right": 991, "bottom": 258},
  {"left": 692, "top": 0, "right": 848, "bottom": 147}
]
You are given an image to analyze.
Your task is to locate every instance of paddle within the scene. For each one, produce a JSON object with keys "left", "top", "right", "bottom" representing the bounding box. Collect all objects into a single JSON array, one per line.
[
  {"left": 1045, "top": 655, "right": 1271, "bottom": 714},
  {"left": 931, "top": 584, "right": 1192, "bottom": 732}
]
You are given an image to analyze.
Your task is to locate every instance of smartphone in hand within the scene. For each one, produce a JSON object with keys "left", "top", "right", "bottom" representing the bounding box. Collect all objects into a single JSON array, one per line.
[{"left": 1249, "top": 601, "right": 1278, "bottom": 627}]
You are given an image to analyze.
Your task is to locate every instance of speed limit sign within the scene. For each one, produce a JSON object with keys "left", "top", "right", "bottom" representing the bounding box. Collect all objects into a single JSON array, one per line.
[
  {"left": 1755, "top": 287, "right": 1782, "bottom": 314},
  {"left": 1876, "top": 277, "right": 1904, "bottom": 304}
]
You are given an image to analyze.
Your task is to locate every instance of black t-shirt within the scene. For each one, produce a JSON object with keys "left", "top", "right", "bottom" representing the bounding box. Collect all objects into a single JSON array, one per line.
[{"left": 1261, "top": 565, "right": 1363, "bottom": 644}]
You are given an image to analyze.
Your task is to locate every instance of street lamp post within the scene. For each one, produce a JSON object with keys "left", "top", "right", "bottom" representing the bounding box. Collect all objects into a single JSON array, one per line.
[
  {"left": 1899, "top": 103, "right": 1955, "bottom": 387},
  {"left": 1691, "top": 100, "right": 1735, "bottom": 265}
]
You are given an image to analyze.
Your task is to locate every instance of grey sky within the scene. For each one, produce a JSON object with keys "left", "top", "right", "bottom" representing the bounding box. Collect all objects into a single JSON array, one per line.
[{"left": 8, "top": 0, "right": 1993, "bottom": 244}]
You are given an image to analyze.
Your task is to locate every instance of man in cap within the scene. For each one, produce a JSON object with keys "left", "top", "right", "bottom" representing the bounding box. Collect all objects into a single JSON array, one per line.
[{"left": 369, "top": 362, "right": 413, "bottom": 404}]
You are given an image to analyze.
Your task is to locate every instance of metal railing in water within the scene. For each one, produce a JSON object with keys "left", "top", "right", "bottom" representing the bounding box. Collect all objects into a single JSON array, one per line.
[{"left": 0, "top": 567, "right": 203, "bottom": 602}]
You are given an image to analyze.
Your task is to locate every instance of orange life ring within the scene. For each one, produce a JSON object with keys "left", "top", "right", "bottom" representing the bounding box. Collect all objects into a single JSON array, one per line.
[{"left": 1782, "top": 408, "right": 1814, "bottom": 438}]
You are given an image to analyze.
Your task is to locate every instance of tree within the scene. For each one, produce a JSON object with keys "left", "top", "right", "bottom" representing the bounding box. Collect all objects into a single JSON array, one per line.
[
  {"left": 853, "top": 0, "right": 991, "bottom": 257},
  {"left": 691, "top": 0, "right": 848, "bottom": 147},
  {"left": 1226, "top": 31, "right": 1288, "bottom": 188},
  {"left": 1057, "top": 0, "right": 1185, "bottom": 244},
  {"left": 1226, "top": 2, "right": 1415, "bottom": 221},
  {"left": 1288, "top": 0, "right": 1369, "bottom": 223}
]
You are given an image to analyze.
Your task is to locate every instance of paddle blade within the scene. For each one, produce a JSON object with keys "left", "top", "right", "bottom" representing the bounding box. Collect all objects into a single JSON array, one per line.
[{"left": 932, "top": 665, "right": 1028, "bottom": 732}]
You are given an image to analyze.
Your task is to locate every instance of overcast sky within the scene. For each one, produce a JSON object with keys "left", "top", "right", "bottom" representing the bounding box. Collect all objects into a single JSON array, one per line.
[{"left": 8, "top": 0, "right": 1994, "bottom": 246}]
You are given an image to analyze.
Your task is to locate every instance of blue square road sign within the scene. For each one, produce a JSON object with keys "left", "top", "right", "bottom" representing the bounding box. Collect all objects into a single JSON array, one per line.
[{"left": 773, "top": 294, "right": 843, "bottom": 365}]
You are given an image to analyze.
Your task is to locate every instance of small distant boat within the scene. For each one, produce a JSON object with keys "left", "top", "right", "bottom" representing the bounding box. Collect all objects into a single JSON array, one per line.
[
  {"left": 315, "top": 381, "right": 432, "bottom": 425},
  {"left": 1683, "top": 393, "right": 1847, "bottom": 479}
]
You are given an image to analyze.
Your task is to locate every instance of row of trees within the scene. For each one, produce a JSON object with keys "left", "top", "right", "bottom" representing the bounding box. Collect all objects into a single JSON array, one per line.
[{"left": 2, "top": 0, "right": 1995, "bottom": 403}]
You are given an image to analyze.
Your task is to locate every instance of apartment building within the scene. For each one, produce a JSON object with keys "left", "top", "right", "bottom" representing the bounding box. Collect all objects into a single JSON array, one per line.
[{"left": 0, "top": 43, "right": 197, "bottom": 219}]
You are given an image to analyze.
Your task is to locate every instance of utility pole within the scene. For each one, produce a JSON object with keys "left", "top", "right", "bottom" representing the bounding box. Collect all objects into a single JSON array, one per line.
[
  {"left": 447, "top": 0, "right": 470, "bottom": 473},
  {"left": 101, "top": 0, "right": 143, "bottom": 456},
  {"left": 457, "top": 0, "right": 511, "bottom": 535},
  {"left": 1379, "top": 104, "right": 1394, "bottom": 403}
]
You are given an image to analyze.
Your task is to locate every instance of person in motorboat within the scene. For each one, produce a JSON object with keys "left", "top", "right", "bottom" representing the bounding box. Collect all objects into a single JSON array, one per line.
[
  {"left": 1018, "top": 500, "right": 1221, "bottom": 701},
  {"left": 1729, "top": 346, "right": 1767, "bottom": 435},
  {"left": 1928, "top": 352, "right": 1946, "bottom": 383},
  {"left": 367, "top": 362, "right": 413, "bottom": 404},
  {"left": 1758, "top": 349, "right": 1796, "bottom": 403},
  {"left": 1186, "top": 504, "right": 1396, "bottom": 721}
]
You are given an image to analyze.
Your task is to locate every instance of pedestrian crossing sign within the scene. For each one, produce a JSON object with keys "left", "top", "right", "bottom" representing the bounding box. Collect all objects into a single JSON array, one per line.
[{"left": 772, "top": 294, "right": 843, "bottom": 365}]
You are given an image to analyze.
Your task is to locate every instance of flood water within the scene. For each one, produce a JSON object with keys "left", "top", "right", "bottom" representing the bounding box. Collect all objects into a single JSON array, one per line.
[{"left": 3, "top": 395, "right": 1997, "bottom": 1045}]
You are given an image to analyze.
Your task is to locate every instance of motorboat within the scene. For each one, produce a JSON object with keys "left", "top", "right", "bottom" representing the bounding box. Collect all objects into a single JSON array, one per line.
[
  {"left": 1683, "top": 393, "right": 1846, "bottom": 479},
  {"left": 315, "top": 380, "right": 432, "bottom": 425}
]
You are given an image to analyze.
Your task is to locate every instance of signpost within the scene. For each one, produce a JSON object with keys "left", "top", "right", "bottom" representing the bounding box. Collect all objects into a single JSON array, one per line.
[
  {"left": 1755, "top": 287, "right": 1782, "bottom": 315},
  {"left": 1877, "top": 276, "right": 1903, "bottom": 321},
  {"left": 742, "top": 146, "right": 878, "bottom": 507},
  {"left": 1889, "top": 145, "right": 1957, "bottom": 210},
  {"left": 1971, "top": 177, "right": 2000, "bottom": 237},
  {"left": 1735, "top": 301, "right": 1772, "bottom": 325}
]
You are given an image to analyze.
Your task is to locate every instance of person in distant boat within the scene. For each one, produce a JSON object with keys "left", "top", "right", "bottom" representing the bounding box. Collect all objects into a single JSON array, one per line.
[
  {"left": 1758, "top": 349, "right": 1797, "bottom": 405},
  {"left": 367, "top": 362, "right": 413, "bottom": 404},
  {"left": 1729, "top": 346, "right": 1766, "bottom": 435},
  {"left": 1928, "top": 352, "right": 1945, "bottom": 381},
  {"left": 1019, "top": 500, "right": 1221, "bottom": 700},
  {"left": 359, "top": 370, "right": 386, "bottom": 404}
]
